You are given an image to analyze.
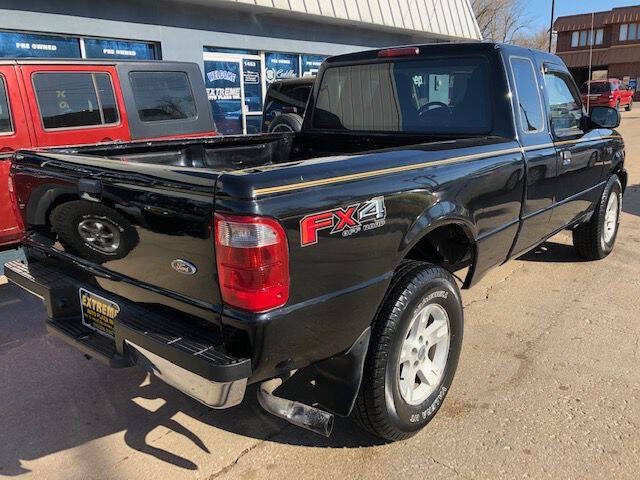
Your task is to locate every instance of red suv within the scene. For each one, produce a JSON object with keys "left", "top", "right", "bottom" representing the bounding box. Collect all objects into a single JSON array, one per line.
[
  {"left": 0, "top": 59, "right": 216, "bottom": 249},
  {"left": 580, "top": 79, "right": 634, "bottom": 111}
]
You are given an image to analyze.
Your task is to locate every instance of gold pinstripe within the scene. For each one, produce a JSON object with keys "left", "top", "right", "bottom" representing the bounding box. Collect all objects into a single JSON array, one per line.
[{"left": 252, "top": 135, "right": 623, "bottom": 197}]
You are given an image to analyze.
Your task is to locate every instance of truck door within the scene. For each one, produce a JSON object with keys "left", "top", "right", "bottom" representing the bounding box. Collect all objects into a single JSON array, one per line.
[
  {"left": 0, "top": 65, "right": 32, "bottom": 245},
  {"left": 542, "top": 64, "right": 605, "bottom": 230},
  {"left": 507, "top": 56, "right": 557, "bottom": 256},
  {"left": 19, "top": 65, "right": 131, "bottom": 147}
]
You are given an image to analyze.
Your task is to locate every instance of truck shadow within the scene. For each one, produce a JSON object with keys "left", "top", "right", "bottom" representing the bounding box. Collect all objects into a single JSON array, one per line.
[
  {"left": 622, "top": 184, "right": 640, "bottom": 217},
  {"left": 517, "top": 241, "right": 590, "bottom": 263},
  {"left": 0, "top": 286, "right": 382, "bottom": 477}
]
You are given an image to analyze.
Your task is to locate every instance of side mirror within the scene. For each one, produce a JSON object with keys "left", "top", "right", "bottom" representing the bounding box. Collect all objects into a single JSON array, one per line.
[{"left": 589, "top": 106, "right": 620, "bottom": 129}]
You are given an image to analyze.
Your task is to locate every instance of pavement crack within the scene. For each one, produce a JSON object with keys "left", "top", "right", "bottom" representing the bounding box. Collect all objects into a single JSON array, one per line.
[
  {"left": 206, "top": 425, "right": 289, "bottom": 480},
  {"left": 464, "top": 262, "right": 525, "bottom": 308},
  {"left": 429, "top": 456, "right": 470, "bottom": 479}
]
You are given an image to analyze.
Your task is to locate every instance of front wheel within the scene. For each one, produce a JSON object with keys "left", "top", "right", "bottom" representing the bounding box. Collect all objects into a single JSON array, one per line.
[
  {"left": 351, "top": 261, "right": 463, "bottom": 441},
  {"left": 572, "top": 175, "right": 622, "bottom": 260}
]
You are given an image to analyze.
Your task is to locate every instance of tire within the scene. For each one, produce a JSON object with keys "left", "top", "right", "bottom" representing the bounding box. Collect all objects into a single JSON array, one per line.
[
  {"left": 50, "top": 200, "right": 139, "bottom": 264},
  {"left": 572, "top": 175, "right": 622, "bottom": 260},
  {"left": 626, "top": 99, "right": 633, "bottom": 111},
  {"left": 268, "top": 113, "right": 303, "bottom": 133},
  {"left": 351, "top": 261, "right": 463, "bottom": 441}
]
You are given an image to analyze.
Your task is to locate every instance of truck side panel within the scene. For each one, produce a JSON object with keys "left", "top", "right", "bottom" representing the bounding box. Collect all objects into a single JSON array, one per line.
[{"left": 217, "top": 139, "right": 525, "bottom": 381}]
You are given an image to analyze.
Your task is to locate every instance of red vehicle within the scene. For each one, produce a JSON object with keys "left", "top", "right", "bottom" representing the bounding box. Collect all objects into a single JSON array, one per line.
[
  {"left": 0, "top": 59, "right": 216, "bottom": 249},
  {"left": 580, "top": 79, "right": 634, "bottom": 112}
]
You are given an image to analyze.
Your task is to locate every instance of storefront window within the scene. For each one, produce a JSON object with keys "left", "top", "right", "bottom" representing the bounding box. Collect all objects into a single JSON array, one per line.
[
  {"left": 301, "top": 55, "right": 327, "bottom": 77},
  {"left": 0, "top": 31, "right": 81, "bottom": 58},
  {"left": 265, "top": 52, "right": 300, "bottom": 84},
  {"left": 242, "top": 58, "right": 263, "bottom": 112},
  {"left": 204, "top": 59, "right": 243, "bottom": 135},
  {"left": 84, "top": 38, "right": 156, "bottom": 60}
]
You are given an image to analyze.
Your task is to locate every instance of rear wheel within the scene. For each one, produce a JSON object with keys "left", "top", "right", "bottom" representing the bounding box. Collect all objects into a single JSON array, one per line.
[
  {"left": 50, "top": 200, "right": 139, "bottom": 264},
  {"left": 352, "top": 261, "right": 463, "bottom": 441},
  {"left": 626, "top": 99, "right": 633, "bottom": 111},
  {"left": 268, "top": 113, "right": 303, "bottom": 133},
  {"left": 572, "top": 175, "right": 622, "bottom": 260}
]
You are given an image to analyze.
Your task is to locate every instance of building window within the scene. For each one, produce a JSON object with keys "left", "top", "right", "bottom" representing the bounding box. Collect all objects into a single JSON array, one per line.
[
  {"left": 595, "top": 28, "right": 604, "bottom": 45},
  {"left": 571, "top": 31, "right": 579, "bottom": 47},
  {"left": 83, "top": 38, "right": 156, "bottom": 60},
  {"left": 0, "top": 76, "right": 13, "bottom": 133},
  {"left": 129, "top": 71, "right": 197, "bottom": 122},
  {"left": 630, "top": 23, "right": 638, "bottom": 41},
  {"left": 33, "top": 72, "right": 119, "bottom": 129},
  {"left": 572, "top": 28, "right": 605, "bottom": 47},
  {"left": 0, "top": 31, "right": 81, "bottom": 58},
  {"left": 579, "top": 31, "right": 588, "bottom": 46},
  {"left": 620, "top": 24, "right": 629, "bottom": 41}
]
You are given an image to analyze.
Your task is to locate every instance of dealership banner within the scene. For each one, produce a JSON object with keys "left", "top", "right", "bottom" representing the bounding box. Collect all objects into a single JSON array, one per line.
[
  {"left": 265, "top": 52, "right": 299, "bottom": 84},
  {"left": 204, "top": 60, "right": 243, "bottom": 135},
  {"left": 84, "top": 38, "right": 155, "bottom": 60},
  {"left": 301, "top": 55, "right": 327, "bottom": 77},
  {"left": 0, "top": 31, "right": 81, "bottom": 58}
]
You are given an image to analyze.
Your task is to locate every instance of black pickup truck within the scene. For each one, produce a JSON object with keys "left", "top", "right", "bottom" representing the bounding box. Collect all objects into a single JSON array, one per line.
[{"left": 5, "top": 43, "right": 625, "bottom": 441}]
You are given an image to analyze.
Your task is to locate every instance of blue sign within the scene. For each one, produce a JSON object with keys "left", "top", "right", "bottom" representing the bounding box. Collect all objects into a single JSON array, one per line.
[
  {"left": 0, "top": 31, "right": 81, "bottom": 58},
  {"left": 265, "top": 52, "right": 299, "bottom": 84},
  {"left": 84, "top": 38, "right": 156, "bottom": 60},
  {"left": 204, "top": 60, "right": 243, "bottom": 135},
  {"left": 243, "top": 59, "right": 262, "bottom": 113},
  {"left": 301, "top": 55, "right": 327, "bottom": 77}
]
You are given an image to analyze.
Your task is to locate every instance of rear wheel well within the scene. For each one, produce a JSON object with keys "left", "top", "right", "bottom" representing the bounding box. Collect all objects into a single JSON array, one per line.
[{"left": 404, "top": 224, "right": 475, "bottom": 285}]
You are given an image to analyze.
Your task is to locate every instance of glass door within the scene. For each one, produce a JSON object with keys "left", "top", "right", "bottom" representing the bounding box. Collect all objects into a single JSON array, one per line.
[
  {"left": 203, "top": 54, "right": 245, "bottom": 135},
  {"left": 203, "top": 51, "right": 264, "bottom": 135}
]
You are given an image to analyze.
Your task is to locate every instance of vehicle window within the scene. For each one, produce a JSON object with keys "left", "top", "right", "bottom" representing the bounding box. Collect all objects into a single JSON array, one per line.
[
  {"left": 33, "top": 72, "right": 119, "bottom": 129},
  {"left": 313, "top": 57, "right": 492, "bottom": 134},
  {"left": 281, "top": 85, "right": 312, "bottom": 105},
  {"left": 510, "top": 57, "right": 544, "bottom": 132},
  {"left": 129, "top": 71, "right": 197, "bottom": 122},
  {"left": 0, "top": 76, "right": 12, "bottom": 133},
  {"left": 543, "top": 71, "right": 583, "bottom": 135},
  {"left": 581, "top": 82, "right": 609, "bottom": 94}
]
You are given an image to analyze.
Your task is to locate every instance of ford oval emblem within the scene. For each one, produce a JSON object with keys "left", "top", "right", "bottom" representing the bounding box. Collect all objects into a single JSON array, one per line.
[{"left": 171, "top": 259, "right": 197, "bottom": 275}]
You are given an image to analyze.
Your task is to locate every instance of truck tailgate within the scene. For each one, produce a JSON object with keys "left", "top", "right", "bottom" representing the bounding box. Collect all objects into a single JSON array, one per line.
[{"left": 11, "top": 150, "right": 223, "bottom": 321}]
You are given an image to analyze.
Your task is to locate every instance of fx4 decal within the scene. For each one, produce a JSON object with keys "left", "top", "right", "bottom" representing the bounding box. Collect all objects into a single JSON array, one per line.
[{"left": 300, "top": 196, "right": 386, "bottom": 247}]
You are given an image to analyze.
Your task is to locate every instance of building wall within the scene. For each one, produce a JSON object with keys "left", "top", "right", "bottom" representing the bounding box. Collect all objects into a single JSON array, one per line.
[{"left": 0, "top": 0, "right": 448, "bottom": 73}]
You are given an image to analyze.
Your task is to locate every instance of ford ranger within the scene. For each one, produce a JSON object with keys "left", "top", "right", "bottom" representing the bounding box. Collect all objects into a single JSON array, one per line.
[{"left": 5, "top": 43, "right": 625, "bottom": 441}]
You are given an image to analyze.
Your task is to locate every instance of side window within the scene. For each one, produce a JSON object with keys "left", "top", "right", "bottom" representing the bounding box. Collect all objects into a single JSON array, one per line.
[
  {"left": 543, "top": 70, "right": 583, "bottom": 135},
  {"left": 510, "top": 57, "right": 544, "bottom": 133},
  {"left": 129, "top": 71, "right": 197, "bottom": 122},
  {"left": 33, "top": 72, "right": 119, "bottom": 129},
  {"left": 0, "top": 76, "right": 13, "bottom": 133}
]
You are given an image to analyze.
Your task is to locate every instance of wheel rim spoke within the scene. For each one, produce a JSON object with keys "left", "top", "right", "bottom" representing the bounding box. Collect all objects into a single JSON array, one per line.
[{"left": 397, "top": 302, "right": 451, "bottom": 406}]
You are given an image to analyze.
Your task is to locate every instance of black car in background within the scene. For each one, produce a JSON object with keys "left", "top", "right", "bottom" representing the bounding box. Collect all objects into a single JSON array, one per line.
[{"left": 262, "top": 77, "right": 314, "bottom": 132}]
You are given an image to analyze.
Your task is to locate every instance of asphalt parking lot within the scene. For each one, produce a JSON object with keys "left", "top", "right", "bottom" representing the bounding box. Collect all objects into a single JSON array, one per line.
[{"left": 1, "top": 112, "right": 639, "bottom": 480}]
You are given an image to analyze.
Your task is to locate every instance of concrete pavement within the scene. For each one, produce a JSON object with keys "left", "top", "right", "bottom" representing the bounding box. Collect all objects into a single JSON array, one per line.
[{"left": 1, "top": 112, "right": 639, "bottom": 479}]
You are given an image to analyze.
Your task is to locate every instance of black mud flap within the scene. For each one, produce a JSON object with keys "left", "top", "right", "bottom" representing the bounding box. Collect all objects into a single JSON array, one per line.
[{"left": 312, "top": 327, "right": 371, "bottom": 417}]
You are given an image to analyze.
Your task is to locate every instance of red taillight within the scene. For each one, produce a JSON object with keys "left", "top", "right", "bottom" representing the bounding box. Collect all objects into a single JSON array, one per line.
[
  {"left": 378, "top": 47, "right": 420, "bottom": 58},
  {"left": 214, "top": 213, "right": 289, "bottom": 312}
]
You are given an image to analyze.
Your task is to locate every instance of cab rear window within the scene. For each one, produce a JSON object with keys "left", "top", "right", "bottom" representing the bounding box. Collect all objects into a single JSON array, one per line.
[
  {"left": 312, "top": 57, "right": 492, "bottom": 134},
  {"left": 33, "top": 72, "right": 119, "bottom": 129},
  {"left": 129, "top": 71, "right": 197, "bottom": 122}
]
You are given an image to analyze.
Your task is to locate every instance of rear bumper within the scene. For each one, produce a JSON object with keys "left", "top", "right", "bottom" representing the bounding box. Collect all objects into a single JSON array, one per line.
[{"left": 4, "top": 259, "right": 250, "bottom": 409}]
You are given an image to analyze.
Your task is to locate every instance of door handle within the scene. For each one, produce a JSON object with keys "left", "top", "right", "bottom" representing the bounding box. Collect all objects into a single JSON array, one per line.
[{"left": 561, "top": 150, "right": 572, "bottom": 165}]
